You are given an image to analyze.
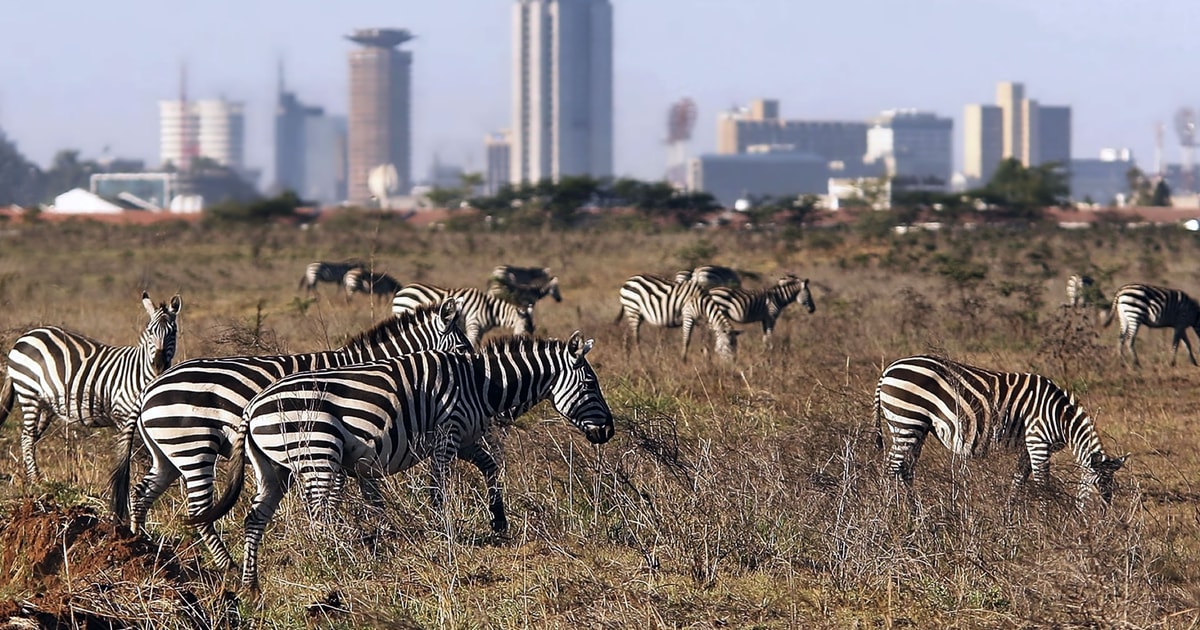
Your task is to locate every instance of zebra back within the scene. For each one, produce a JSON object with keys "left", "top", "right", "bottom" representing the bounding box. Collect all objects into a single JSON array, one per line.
[
  {"left": 301, "top": 260, "right": 364, "bottom": 291},
  {"left": 344, "top": 268, "right": 402, "bottom": 298},
  {"left": 394, "top": 283, "right": 535, "bottom": 346},
  {"left": 674, "top": 265, "right": 742, "bottom": 289}
]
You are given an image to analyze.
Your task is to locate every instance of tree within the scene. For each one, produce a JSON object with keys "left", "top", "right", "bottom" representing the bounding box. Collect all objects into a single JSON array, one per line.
[
  {"left": 0, "top": 131, "right": 43, "bottom": 206},
  {"left": 1150, "top": 179, "right": 1172, "bottom": 207},
  {"left": 976, "top": 158, "right": 1067, "bottom": 217}
]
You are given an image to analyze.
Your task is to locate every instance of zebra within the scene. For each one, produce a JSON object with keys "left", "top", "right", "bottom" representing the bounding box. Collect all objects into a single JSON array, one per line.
[
  {"left": 299, "top": 260, "right": 365, "bottom": 293},
  {"left": 615, "top": 274, "right": 740, "bottom": 360},
  {"left": 108, "top": 299, "right": 468, "bottom": 571},
  {"left": 0, "top": 292, "right": 182, "bottom": 481},
  {"left": 673, "top": 265, "right": 743, "bottom": 289},
  {"left": 874, "top": 355, "right": 1127, "bottom": 510},
  {"left": 189, "top": 332, "right": 614, "bottom": 591},
  {"left": 1065, "top": 274, "right": 1096, "bottom": 308},
  {"left": 708, "top": 274, "right": 815, "bottom": 345},
  {"left": 343, "top": 268, "right": 402, "bottom": 301},
  {"left": 393, "top": 283, "right": 535, "bottom": 348},
  {"left": 1101, "top": 283, "right": 1200, "bottom": 367},
  {"left": 488, "top": 265, "right": 562, "bottom": 306}
]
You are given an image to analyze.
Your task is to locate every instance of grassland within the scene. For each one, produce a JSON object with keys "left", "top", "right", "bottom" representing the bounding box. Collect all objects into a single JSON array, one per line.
[{"left": 0, "top": 214, "right": 1198, "bottom": 628}]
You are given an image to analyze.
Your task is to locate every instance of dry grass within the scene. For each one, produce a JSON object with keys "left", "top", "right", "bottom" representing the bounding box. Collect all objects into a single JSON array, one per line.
[{"left": 0, "top": 216, "right": 1198, "bottom": 628}]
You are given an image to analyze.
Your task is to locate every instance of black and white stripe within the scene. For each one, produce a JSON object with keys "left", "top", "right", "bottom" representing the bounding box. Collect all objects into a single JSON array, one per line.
[
  {"left": 874, "top": 355, "right": 1127, "bottom": 506},
  {"left": 1101, "top": 283, "right": 1200, "bottom": 366},
  {"left": 393, "top": 283, "right": 535, "bottom": 348},
  {"left": 191, "top": 332, "right": 614, "bottom": 590},
  {"left": 343, "top": 268, "right": 402, "bottom": 301},
  {"left": 615, "top": 274, "right": 740, "bottom": 359},
  {"left": 673, "top": 265, "right": 742, "bottom": 289},
  {"left": 708, "top": 274, "right": 815, "bottom": 344},
  {"left": 109, "top": 299, "right": 467, "bottom": 570},
  {"left": 488, "top": 265, "right": 562, "bottom": 306},
  {"left": 0, "top": 293, "right": 181, "bottom": 481},
  {"left": 299, "top": 260, "right": 365, "bottom": 293}
]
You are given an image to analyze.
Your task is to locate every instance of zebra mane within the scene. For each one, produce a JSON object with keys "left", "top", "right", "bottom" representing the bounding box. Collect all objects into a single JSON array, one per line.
[
  {"left": 477, "top": 334, "right": 562, "bottom": 357},
  {"left": 339, "top": 302, "right": 444, "bottom": 350}
]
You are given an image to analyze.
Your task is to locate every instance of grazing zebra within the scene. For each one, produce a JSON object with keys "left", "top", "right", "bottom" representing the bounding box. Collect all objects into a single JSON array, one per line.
[
  {"left": 393, "top": 283, "right": 535, "bottom": 348},
  {"left": 109, "top": 299, "right": 468, "bottom": 570},
  {"left": 343, "top": 268, "right": 402, "bottom": 301},
  {"left": 1066, "top": 274, "right": 1100, "bottom": 308},
  {"left": 874, "top": 355, "right": 1127, "bottom": 509},
  {"left": 709, "top": 274, "right": 815, "bottom": 344},
  {"left": 1101, "top": 283, "right": 1200, "bottom": 367},
  {"left": 299, "top": 260, "right": 365, "bottom": 293},
  {"left": 615, "top": 274, "right": 740, "bottom": 360},
  {"left": 488, "top": 265, "right": 562, "bottom": 306},
  {"left": 190, "top": 332, "right": 614, "bottom": 590},
  {"left": 0, "top": 293, "right": 182, "bottom": 481},
  {"left": 673, "top": 265, "right": 742, "bottom": 289}
]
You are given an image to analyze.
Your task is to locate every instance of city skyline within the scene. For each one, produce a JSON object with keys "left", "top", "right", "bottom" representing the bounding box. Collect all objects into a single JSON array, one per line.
[{"left": 1, "top": 0, "right": 1197, "bottom": 184}]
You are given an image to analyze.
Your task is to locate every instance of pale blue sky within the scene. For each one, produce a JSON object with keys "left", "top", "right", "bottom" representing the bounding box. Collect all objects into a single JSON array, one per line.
[{"left": 1, "top": 0, "right": 1196, "bottom": 183}]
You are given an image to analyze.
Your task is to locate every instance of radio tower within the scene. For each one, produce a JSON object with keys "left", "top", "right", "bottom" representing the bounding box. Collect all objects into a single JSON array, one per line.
[
  {"left": 1175, "top": 107, "right": 1196, "bottom": 194},
  {"left": 665, "top": 98, "right": 697, "bottom": 189}
]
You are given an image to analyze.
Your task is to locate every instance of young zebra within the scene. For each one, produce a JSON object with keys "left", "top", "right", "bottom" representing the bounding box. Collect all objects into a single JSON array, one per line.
[
  {"left": 1, "top": 292, "right": 182, "bottom": 481},
  {"left": 673, "top": 265, "right": 743, "bottom": 289},
  {"left": 708, "top": 274, "right": 815, "bottom": 345},
  {"left": 343, "top": 268, "right": 402, "bottom": 301},
  {"left": 299, "top": 260, "right": 365, "bottom": 293},
  {"left": 190, "top": 332, "right": 614, "bottom": 591},
  {"left": 1101, "top": 283, "right": 1200, "bottom": 366},
  {"left": 488, "top": 265, "right": 562, "bottom": 306},
  {"left": 615, "top": 274, "right": 741, "bottom": 360},
  {"left": 109, "top": 299, "right": 468, "bottom": 570},
  {"left": 874, "top": 355, "right": 1127, "bottom": 509},
  {"left": 393, "top": 283, "right": 535, "bottom": 348}
]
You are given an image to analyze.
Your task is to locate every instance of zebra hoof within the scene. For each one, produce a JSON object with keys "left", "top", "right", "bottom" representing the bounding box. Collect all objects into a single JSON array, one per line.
[{"left": 491, "top": 515, "right": 508, "bottom": 534}]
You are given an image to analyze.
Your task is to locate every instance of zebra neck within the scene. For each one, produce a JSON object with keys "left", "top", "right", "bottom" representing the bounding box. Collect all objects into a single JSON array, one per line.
[{"left": 475, "top": 355, "right": 551, "bottom": 418}]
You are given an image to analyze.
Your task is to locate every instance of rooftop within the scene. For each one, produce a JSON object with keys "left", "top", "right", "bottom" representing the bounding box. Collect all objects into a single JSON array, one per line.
[{"left": 346, "top": 28, "right": 415, "bottom": 48}]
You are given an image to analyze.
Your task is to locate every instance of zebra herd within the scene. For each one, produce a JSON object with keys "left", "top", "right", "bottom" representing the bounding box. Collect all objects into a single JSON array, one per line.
[{"left": 2, "top": 262, "right": 1193, "bottom": 593}]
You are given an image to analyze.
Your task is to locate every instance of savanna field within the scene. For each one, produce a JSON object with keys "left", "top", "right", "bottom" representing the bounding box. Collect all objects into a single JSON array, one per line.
[{"left": 0, "top": 213, "right": 1198, "bottom": 629}]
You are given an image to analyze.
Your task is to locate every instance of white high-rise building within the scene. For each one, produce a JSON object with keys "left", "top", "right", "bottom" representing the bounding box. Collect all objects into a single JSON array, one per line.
[
  {"left": 511, "top": 0, "right": 613, "bottom": 185},
  {"left": 159, "top": 98, "right": 245, "bottom": 170}
]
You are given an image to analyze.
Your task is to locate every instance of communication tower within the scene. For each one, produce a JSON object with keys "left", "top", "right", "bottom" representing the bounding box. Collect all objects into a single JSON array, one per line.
[{"left": 1175, "top": 107, "right": 1196, "bottom": 193}]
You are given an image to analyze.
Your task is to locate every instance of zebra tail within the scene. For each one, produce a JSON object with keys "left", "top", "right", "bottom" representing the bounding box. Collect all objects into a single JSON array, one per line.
[
  {"left": 613, "top": 305, "right": 625, "bottom": 325},
  {"left": 873, "top": 381, "right": 884, "bottom": 450},
  {"left": 185, "top": 418, "right": 249, "bottom": 526},
  {"left": 1100, "top": 297, "right": 1117, "bottom": 328},
  {"left": 108, "top": 418, "right": 139, "bottom": 522},
  {"left": 0, "top": 377, "right": 12, "bottom": 428}
]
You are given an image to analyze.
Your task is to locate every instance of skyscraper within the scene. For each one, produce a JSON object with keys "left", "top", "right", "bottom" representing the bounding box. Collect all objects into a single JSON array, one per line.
[
  {"left": 963, "top": 104, "right": 1003, "bottom": 182},
  {"left": 346, "top": 28, "right": 414, "bottom": 204},
  {"left": 865, "top": 109, "right": 954, "bottom": 186},
  {"left": 511, "top": 0, "right": 613, "bottom": 185},
  {"left": 996, "top": 81, "right": 1025, "bottom": 161},
  {"left": 275, "top": 68, "right": 347, "bottom": 204},
  {"left": 485, "top": 130, "right": 513, "bottom": 194},
  {"left": 159, "top": 98, "right": 244, "bottom": 171},
  {"left": 964, "top": 82, "right": 1072, "bottom": 183}
]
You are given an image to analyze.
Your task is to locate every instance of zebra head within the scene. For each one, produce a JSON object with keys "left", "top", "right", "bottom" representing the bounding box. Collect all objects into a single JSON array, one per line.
[
  {"left": 794, "top": 276, "right": 816, "bottom": 313},
  {"left": 545, "top": 277, "right": 563, "bottom": 303},
  {"left": 511, "top": 303, "right": 536, "bottom": 336},
  {"left": 436, "top": 297, "right": 471, "bottom": 353},
  {"left": 549, "top": 331, "right": 614, "bottom": 444},
  {"left": 1083, "top": 451, "right": 1129, "bottom": 506},
  {"left": 141, "top": 292, "right": 183, "bottom": 373},
  {"left": 714, "top": 328, "right": 741, "bottom": 360}
]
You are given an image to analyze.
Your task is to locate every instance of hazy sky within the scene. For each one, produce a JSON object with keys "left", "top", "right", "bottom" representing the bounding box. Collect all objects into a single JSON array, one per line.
[{"left": 1, "top": 0, "right": 1196, "bottom": 183}]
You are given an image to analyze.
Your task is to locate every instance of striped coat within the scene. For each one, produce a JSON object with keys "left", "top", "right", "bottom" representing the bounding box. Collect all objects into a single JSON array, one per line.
[
  {"left": 616, "top": 274, "right": 740, "bottom": 360},
  {"left": 1102, "top": 283, "right": 1200, "bottom": 366},
  {"left": 1, "top": 292, "right": 181, "bottom": 480},
  {"left": 709, "top": 275, "right": 815, "bottom": 344},
  {"left": 393, "top": 283, "right": 535, "bottom": 348}
]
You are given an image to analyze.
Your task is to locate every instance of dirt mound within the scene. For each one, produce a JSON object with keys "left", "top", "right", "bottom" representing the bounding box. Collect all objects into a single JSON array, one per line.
[{"left": 0, "top": 497, "right": 233, "bottom": 629}]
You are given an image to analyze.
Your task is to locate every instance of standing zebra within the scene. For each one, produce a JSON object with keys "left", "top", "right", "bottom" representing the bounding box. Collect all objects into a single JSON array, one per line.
[
  {"left": 0, "top": 292, "right": 182, "bottom": 481},
  {"left": 1070, "top": 272, "right": 1099, "bottom": 307},
  {"left": 674, "top": 265, "right": 743, "bottom": 289},
  {"left": 874, "top": 355, "right": 1127, "bottom": 508},
  {"left": 343, "top": 268, "right": 402, "bottom": 301},
  {"left": 1101, "top": 283, "right": 1200, "bottom": 366},
  {"left": 299, "top": 260, "right": 365, "bottom": 293},
  {"left": 708, "top": 274, "right": 815, "bottom": 345},
  {"left": 488, "top": 265, "right": 562, "bottom": 306},
  {"left": 109, "top": 299, "right": 468, "bottom": 570},
  {"left": 615, "top": 274, "right": 740, "bottom": 360},
  {"left": 393, "top": 283, "right": 535, "bottom": 348},
  {"left": 189, "top": 332, "right": 614, "bottom": 590}
]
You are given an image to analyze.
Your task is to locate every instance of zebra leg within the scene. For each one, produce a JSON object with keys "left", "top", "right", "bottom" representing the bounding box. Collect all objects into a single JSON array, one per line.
[
  {"left": 1127, "top": 325, "right": 1141, "bottom": 367},
  {"left": 356, "top": 474, "right": 386, "bottom": 511},
  {"left": 1005, "top": 449, "right": 1032, "bottom": 522},
  {"left": 761, "top": 318, "right": 775, "bottom": 347},
  {"left": 457, "top": 441, "right": 506, "bottom": 533},
  {"left": 681, "top": 316, "right": 695, "bottom": 359},
  {"left": 428, "top": 430, "right": 465, "bottom": 531},
  {"left": 242, "top": 452, "right": 291, "bottom": 592},
  {"left": 18, "top": 403, "right": 46, "bottom": 481},
  {"left": 1173, "top": 327, "right": 1198, "bottom": 366},
  {"left": 181, "top": 468, "right": 236, "bottom": 571}
]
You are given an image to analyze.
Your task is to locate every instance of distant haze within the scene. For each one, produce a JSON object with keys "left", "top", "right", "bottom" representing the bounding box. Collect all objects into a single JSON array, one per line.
[{"left": 0, "top": 0, "right": 1195, "bottom": 182}]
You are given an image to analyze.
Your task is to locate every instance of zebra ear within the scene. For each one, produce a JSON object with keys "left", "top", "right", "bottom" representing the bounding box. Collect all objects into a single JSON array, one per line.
[
  {"left": 440, "top": 298, "right": 464, "bottom": 328},
  {"left": 567, "top": 330, "right": 593, "bottom": 363},
  {"left": 169, "top": 294, "right": 183, "bottom": 314},
  {"left": 142, "top": 292, "right": 155, "bottom": 316}
]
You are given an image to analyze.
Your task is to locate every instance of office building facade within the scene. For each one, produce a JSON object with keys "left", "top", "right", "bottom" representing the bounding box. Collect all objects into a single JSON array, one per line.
[
  {"left": 485, "top": 131, "right": 512, "bottom": 194},
  {"left": 865, "top": 109, "right": 953, "bottom": 186},
  {"left": 346, "top": 28, "right": 414, "bottom": 204},
  {"left": 716, "top": 99, "right": 870, "bottom": 175},
  {"left": 159, "top": 98, "right": 244, "bottom": 171},
  {"left": 511, "top": 0, "right": 613, "bottom": 184}
]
